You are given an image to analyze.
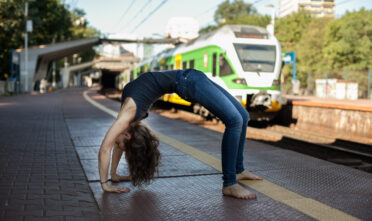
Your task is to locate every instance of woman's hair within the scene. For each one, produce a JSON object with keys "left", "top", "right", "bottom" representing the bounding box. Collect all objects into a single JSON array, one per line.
[{"left": 124, "top": 123, "right": 160, "bottom": 187}]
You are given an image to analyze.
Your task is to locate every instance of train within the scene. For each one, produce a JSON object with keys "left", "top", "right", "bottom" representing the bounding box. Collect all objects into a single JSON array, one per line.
[{"left": 116, "top": 24, "right": 287, "bottom": 121}]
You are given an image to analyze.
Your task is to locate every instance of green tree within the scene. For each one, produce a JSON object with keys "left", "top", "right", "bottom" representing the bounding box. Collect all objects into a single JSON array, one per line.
[
  {"left": 323, "top": 8, "right": 372, "bottom": 71},
  {"left": 199, "top": 25, "right": 218, "bottom": 35},
  {"left": 322, "top": 9, "right": 372, "bottom": 97},
  {"left": 214, "top": 0, "right": 256, "bottom": 24},
  {"left": 0, "top": 0, "right": 99, "bottom": 80},
  {"left": 0, "top": 0, "right": 26, "bottom": 80},
  {"left": 296, "top": 17, "right": 331, "bottom": 91},
  {"left": 275, "top": 12, "right": 313, "bottom": 52},
  {"left": 200, "top": 0, "right": 270, "bottom": 35},
  {"left": 225, "top": 13, "right": 270, "bottom": 27},
  {"left": 274, "top": 12, "right": 313, "bottom": 93},
  {"left": 29, "top": 0, "right": 73, "bottom": 45}
]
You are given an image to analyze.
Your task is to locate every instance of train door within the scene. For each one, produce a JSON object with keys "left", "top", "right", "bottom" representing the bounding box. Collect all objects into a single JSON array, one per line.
[
  {"left": 219, "top": 53, "right": 234, "bottom": 77},
  {"left": 189, "top": 60, "right": 194, "bottom": 69},
  {"left": 212, "top": 53, "right": 217, "bottom": 77},
  {"left": 175, "top": 54, "right": 182, "bottom": 70}
]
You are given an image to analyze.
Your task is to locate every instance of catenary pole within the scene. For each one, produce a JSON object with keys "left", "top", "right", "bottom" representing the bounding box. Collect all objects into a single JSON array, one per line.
[{"left": 24, "top": 1, "right": 28, "bottom": 92}]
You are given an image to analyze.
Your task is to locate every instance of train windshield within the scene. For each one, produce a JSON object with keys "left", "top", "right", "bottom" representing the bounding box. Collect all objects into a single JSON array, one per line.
[{"left": 233, "top": 44, "right": 276, "bottom": 72}]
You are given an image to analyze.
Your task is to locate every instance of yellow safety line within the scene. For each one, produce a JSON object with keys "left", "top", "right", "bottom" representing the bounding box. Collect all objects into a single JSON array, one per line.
[{"left": 83, "top": 90, "right": 360, "bottom": 221}]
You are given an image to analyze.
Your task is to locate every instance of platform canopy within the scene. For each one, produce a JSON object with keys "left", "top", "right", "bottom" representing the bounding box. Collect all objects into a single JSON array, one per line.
[
  {"left": 16, "top": 38, "right": 100, "bottom": 92},
  {"left": 14, "top": 37, "right": 179, "bottom": 92}
]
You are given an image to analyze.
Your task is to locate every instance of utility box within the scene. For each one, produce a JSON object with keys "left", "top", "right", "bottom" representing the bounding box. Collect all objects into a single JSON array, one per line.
[{"left": 315, "top": 79, "right": 358, "bottom": 100}]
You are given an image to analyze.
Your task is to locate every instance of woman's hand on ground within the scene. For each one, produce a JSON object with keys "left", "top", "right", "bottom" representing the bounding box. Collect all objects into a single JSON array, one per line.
[
  {"left": 111, "top": 174, "right": 132, "bottom": 182},
  {"left": 102, "top": 183, "right": 130, "bottom": 193}
]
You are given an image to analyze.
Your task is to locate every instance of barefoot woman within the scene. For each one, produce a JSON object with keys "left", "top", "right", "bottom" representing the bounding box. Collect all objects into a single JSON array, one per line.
[{"left": 98, "top": 69, "right": 262, "bottom": 199}]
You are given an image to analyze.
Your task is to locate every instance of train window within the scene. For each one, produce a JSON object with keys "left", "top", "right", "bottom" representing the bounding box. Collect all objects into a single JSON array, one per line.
[
  {"left": 189, "top": 60, "right": 194, "bottom": 69},
  {"left": 219, "top": 54, "right": 233, "bottom": 76},
  {"left": 182, "top": 61, "right": 187, "bottom": 69},
  {"left": 164, "top": 65, "right": 168, "bottom": 70},
  {"left": 212, "top": 53, "right": 217, "bottom": 77},
  {"left": 234, "top": 43, "right": 276, "bottom": 72},
  {"left": 170, "top": 64, "right": 174, "bottom": 70}
]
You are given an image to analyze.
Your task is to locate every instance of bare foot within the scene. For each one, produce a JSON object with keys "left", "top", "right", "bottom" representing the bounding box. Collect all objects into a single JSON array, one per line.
[
  {"left": 237, "top": 170, "right": 263, "bottom": 180},
  {"left": 111, "top": 174, "right": 131, "bottom": 183},
  {"left": 222, "top": 184, "right": 257, "bottom": 200}
]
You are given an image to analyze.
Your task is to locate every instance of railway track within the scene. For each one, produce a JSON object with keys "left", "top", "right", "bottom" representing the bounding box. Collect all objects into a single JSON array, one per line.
[
  {"left": 266, "top": 134, "right": 372, "bottom": 172},
  {"left": 265, "top": 125, "right": 372, "bottom": 172}
]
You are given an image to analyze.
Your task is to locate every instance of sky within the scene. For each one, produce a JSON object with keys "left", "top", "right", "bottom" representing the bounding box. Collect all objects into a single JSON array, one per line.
[{"left": 65, "top": 0, "right": 372, "bottom": 38}]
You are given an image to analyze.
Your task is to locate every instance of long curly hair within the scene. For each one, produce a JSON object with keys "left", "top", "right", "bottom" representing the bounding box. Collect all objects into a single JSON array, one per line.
[{"left": 124, "top": 123, "right": 160, "bottom": 187}]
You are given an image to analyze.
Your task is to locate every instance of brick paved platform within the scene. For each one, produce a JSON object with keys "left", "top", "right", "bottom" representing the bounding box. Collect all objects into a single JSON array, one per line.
[
  {"left": 0, "top": 90, "right": 102, "bottom": 221},
  {"left": 1, "top": 88, "right": 371, "bottom": 221}
]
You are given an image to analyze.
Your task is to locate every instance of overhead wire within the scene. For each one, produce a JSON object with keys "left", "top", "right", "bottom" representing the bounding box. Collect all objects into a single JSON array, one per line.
[
  {"left": 122, "top": 0, "right": 153, "bottom": 31},
  {"left": 198, "top": 5, "right": 219, "bottom": 16},
  {"left": 112, "top": 0, "right": 137, "bottom": 32},
  {"left": 130, "top": 0, "right": 169, "bottom": 32},
  {"left": 337, "top": 0, "right": 353, "bottom": 6}
]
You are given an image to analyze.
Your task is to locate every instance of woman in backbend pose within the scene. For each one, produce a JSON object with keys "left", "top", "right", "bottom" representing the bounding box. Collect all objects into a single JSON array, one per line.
[{"left": 98, "top": 69, "right": 263, "bottom": 200}]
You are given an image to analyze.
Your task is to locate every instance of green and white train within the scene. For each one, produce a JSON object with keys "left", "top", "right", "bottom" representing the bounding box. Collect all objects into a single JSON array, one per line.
[{"left": 116, "top": 25, "right": 286, "bottom": 121}]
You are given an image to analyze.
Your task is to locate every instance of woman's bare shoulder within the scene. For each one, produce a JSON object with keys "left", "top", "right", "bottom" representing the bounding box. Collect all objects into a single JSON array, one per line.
[
  {"left": 122, "top": 97, "right": 136, "bottom": 110},
  {"left": 117, "top": 97, "right": 136, "bottom": 122}
]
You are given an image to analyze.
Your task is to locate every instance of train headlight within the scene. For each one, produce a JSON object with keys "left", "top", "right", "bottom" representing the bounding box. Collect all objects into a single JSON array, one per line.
[
  {"left": 272, "top": 79, "right": 280, "bottom": 85},
  {"left": 233, "top": 78, "right": 247, "bottom": 85}
]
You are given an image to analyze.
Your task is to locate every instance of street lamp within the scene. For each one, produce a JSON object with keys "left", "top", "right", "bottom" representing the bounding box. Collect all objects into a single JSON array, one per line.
[
  {"left": 24, "top": 0, "right": 35, "bottom": 92},
  {"left": 266, "top": 3, "right": 275, "bottom": 35}
]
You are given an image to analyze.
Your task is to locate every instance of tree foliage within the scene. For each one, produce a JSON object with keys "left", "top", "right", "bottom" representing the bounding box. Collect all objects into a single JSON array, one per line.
[
  {"left": 214, "top": 0, "right": 256, "bottom": 24},
  {"left": 0, "top": 0, "right": 99, "bottom": 80},
  {"left": 295, "top": 17, "right": 331, "bottom": 91},
  {"left": 276, "top": 9, "right": 372, "bottom": 96},
  {"left": 225, "top": 13, "right": 271, "bottom": 28},
  {"left": 28, "top": 0, "right": 74, "bottom": 45},
  {"left": 200, "top": 0, "right": 270, "bottom": 35},
  {"left": 275, "top": 12, "right": 313, "bottom": 52},
  {"left": 296, "top": 18, "right": 330, "bottom": 74},
  {"left": 323, "top": 8, "right": 372, "bottom": 71}
]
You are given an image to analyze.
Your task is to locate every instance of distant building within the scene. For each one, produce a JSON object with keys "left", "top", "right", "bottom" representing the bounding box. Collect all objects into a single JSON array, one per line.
[
  {"left": 279, "top": 0, "right": 335, "bottom": 18},
  {"left": 165, "top": 17, "right": 199, "bottom": 40}
]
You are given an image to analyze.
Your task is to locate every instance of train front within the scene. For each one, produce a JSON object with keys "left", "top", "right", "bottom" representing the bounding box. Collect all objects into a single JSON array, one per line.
[{"left": 222, "top": 25, "right": 286, "bottom": 121}]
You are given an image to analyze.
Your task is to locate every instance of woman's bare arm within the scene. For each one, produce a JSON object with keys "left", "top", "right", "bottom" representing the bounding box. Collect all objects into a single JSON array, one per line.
[
  {"left": 110, "top": 144, "right": 123, "bottom": 177},
  {"left": 110, "top": 144, "right": 131, "bottom": 182},
  {"left": 98, "top": 98, "right": 135, "bottom": 193}
]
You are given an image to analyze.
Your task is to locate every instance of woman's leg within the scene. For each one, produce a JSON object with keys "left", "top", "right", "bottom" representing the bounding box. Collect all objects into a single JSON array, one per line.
[
  {"left": 210, "top": 81, "right": 249, "bottom": 174},
  {"left": 191, "top": 75, "right": 243, "bottom": 186},
  {"left": 211, "top": 81, "right": 263, "bottom": 181}
]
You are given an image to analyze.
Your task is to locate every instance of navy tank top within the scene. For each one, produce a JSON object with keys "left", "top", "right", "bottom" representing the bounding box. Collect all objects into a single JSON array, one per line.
[{"left": 120, "top": 70, "right": 179, "bottom": 122}]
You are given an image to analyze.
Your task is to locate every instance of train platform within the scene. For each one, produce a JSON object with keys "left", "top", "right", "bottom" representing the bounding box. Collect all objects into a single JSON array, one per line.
[
  {"left": 285, "top": 95, "right": 372, "bottom": 112},
  {"left": 282, "top": 95, "right": 372, "bottom": 142},
  {"left": 0, "top": 88, "right": 371, "bottom": 221}
]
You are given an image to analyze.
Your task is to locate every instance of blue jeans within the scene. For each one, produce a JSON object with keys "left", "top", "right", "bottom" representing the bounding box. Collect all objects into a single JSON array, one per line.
[{"left": 176, "top": 69, "right": 249, "bottom": 186}]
